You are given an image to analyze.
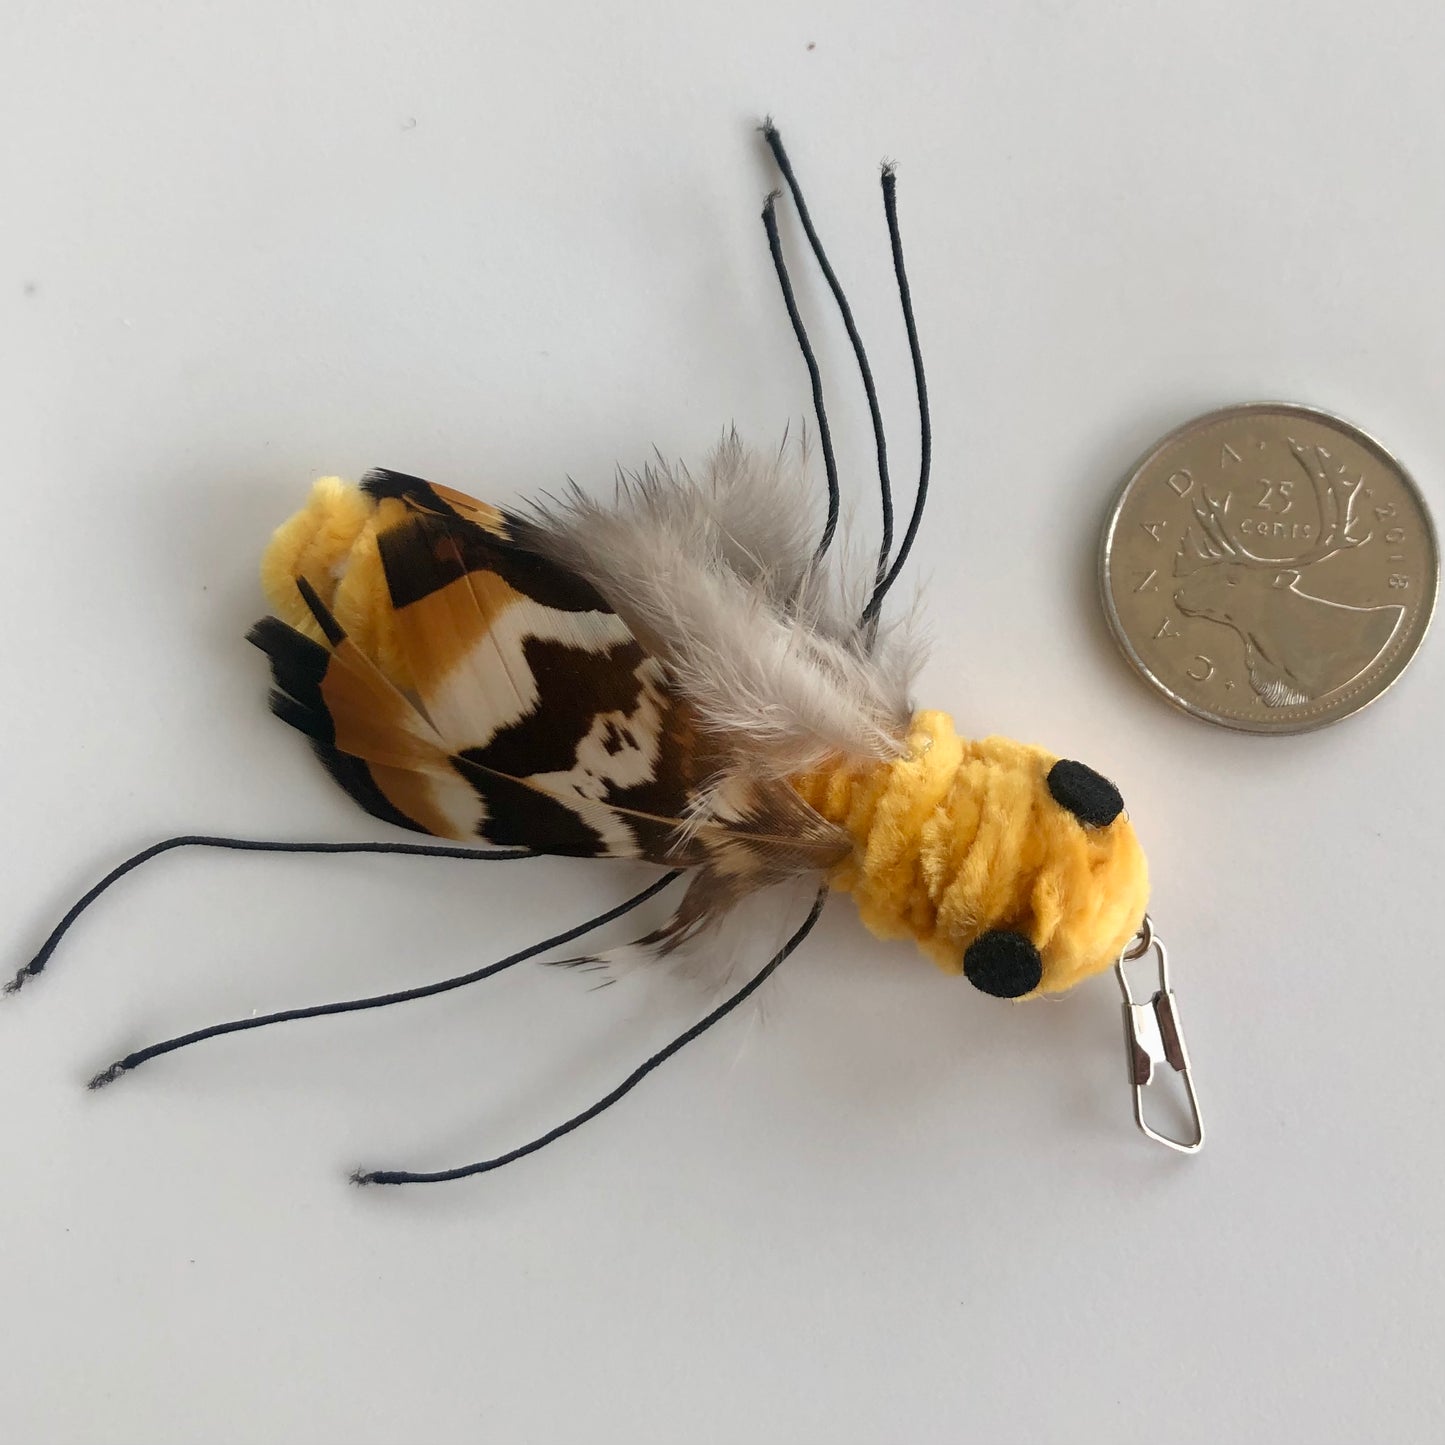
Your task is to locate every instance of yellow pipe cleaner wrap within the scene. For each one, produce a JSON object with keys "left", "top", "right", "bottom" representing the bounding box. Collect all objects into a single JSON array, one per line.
[
  {"left": 791, "top": 713, "right": 1148, "bottom": 995},
  {"left": 261, "top": 477, "right": 417, "bottom": 692},
  {"left": 263, "top": 481, "right": 1149, "bottom": 997}
]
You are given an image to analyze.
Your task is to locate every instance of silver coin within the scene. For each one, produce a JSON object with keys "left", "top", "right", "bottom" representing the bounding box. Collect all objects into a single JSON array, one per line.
[{"left": 1100, "top": 402, "right": 1437, "bottom": 733}]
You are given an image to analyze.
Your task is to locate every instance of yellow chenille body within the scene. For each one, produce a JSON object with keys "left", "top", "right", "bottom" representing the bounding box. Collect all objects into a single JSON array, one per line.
[
  {"left": 263, "top": 478, "right": 1149, "bottom": 998},
  {"left": 790, "top": 714, "right": 1147, "bottom": 994}
]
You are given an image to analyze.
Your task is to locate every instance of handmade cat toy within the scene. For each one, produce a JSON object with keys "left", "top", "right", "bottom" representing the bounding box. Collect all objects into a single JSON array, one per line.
[{"left": 11, "top": 124, "right": 1202, "bottom": 1182}]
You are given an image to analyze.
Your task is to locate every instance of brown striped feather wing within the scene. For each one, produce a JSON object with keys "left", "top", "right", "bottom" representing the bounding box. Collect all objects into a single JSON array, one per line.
[{"left": 250, "top": 470, "right": 848, "bottom": 901}]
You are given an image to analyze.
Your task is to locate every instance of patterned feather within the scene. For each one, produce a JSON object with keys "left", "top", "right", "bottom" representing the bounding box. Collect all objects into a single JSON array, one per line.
[{"left": 250, "top": 454, "right": 866, "bottom": 955}]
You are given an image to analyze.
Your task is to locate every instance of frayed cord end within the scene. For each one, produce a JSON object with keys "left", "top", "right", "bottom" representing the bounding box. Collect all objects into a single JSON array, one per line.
[
  {"left": 87, "top": 1061, "right": 130, "bottom": 1091},
  {"left": 6, "top": 947, "right": 54, "bottom": 995},
  {"left": 350, "top": 1169, "right": 404, "bottom": 1187}
]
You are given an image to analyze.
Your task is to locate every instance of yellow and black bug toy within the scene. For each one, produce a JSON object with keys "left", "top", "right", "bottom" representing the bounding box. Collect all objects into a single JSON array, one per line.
[{"left": 12, "top": 124, "right": 1202, "bottom": 1183}]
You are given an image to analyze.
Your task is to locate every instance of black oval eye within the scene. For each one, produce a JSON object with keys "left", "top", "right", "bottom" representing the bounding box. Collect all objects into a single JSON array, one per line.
[
  {"left": 962, "top": 930, "right": 1043, "bottom": 998},
  {"left": 1047, "top": 759, "right": 1124, "bottom": 828}
]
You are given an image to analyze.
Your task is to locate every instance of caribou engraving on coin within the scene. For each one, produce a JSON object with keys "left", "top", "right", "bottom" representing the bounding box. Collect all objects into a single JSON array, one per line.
[
  {"left": 1100, "top": 404, "right": 1437, "bottom": 734},
  {"left": 1171, "top": 441, "right": 1403, "bottom": 707}
]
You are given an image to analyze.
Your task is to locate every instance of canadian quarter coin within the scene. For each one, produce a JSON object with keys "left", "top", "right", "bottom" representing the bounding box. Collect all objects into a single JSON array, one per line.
[{"left": 1100, "top": 402, "right": 1437, "bottom": 733}]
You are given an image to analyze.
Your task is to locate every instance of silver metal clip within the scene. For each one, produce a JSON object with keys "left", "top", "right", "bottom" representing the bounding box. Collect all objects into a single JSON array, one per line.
[{"left": 1115, "top": 916, "right": 1204, "bottom": 1154}]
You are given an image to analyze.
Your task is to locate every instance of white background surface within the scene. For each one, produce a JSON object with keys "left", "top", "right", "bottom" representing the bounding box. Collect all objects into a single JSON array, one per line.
[{"left": 3, "top": 3, "right": 1443, "bottom": 1442}]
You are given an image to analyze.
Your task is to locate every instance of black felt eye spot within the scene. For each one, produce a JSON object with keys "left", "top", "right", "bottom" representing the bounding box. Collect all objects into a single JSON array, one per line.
[
  {"left": 1047, "top": 759, "right": 1124, "bottom": 828},
  {"left": 962, "top": 930, "right": 1043, "bottom": 999}
]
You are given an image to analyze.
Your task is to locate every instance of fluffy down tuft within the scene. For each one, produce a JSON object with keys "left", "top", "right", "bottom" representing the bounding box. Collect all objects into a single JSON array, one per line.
[{"left": 517, "top": 432, "right": 922, "bottom": 780}]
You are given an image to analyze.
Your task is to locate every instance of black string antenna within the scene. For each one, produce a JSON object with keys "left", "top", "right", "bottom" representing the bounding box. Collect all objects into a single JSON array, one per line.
[
  {"left": 862, "top": 164, "right": 932, "bottom": 623},
  {"left": 86, "top": 871, "right": 680, "bottom": 1089},
  {"left": 353, "top": 887, "right": 826, "bottom": 1185},
  {"left": 762, "top": 191, "right": 840, "bottom": 560},
  {"left": 763, "top": 121, "right": 894, "bottom": 587},
  {"left": 6, "top": 835, "right": 534, "bottom": 996}
]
